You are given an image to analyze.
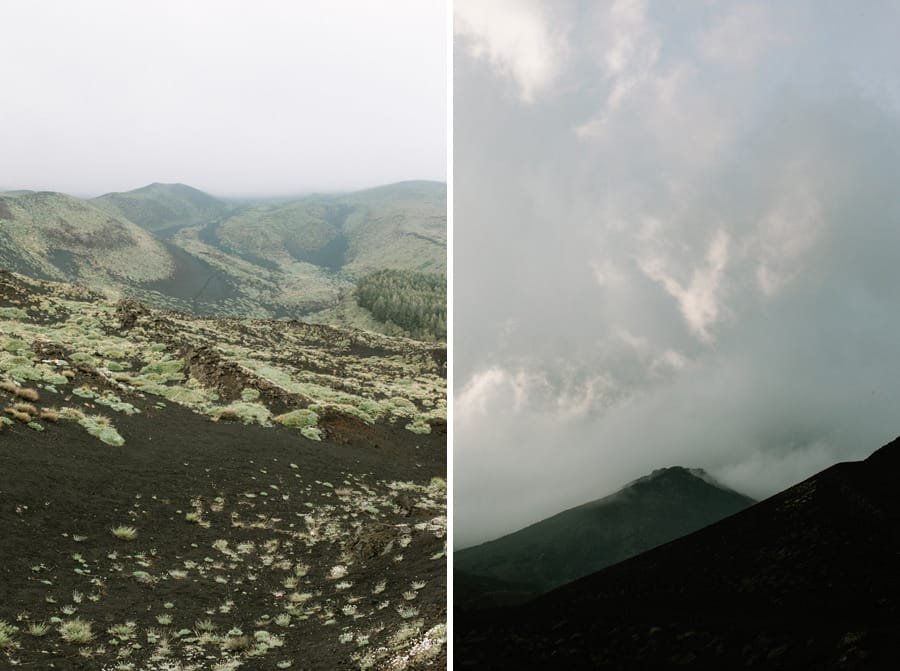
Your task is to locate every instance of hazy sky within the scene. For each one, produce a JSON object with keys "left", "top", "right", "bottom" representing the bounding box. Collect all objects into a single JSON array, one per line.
[
  {"left": 455, "top": 0, "right": 900, "bottom": 548},
  {"left": 0, "top": 0, "right": 446, "bottom": 197}
]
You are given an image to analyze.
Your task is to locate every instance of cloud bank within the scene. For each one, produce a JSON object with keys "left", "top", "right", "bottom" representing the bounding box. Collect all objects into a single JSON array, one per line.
[{"left": 0, "top": 0, "right": 446, "bottom": 196}]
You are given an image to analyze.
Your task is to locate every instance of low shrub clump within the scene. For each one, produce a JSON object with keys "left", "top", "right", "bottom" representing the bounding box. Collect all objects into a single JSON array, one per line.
[
  {"left": 274, "top": 408, "right": 318, "bottom": 430},
  {"left": 11, "top": 402, "right": 38, "bottom": 416},
  {"left": 39, "top": 409, "right": 59, "bottom": 422},
  {"left": 4, "top": 408, "right": 31, "bottom": 423},
  {"left": 210, "top": 402, "right": 272, "bottom": 426},
  {"left": 13, "top": 386, "right": 39, "bottom": 402},
  {"left": 78, "top": 414, "right": 125, "bottom": 446}
]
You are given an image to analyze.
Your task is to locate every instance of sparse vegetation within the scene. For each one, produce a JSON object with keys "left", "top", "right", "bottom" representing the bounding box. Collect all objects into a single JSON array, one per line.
[{"left": 0, "top": 269, "right": 446, "bottom": 669}]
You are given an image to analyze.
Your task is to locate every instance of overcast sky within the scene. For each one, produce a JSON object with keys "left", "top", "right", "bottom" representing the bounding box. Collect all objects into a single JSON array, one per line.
[
  {"left": 0, "top": 0, "right": 446, "bottom": 197},
  {"left": 455, "top": 0, "right": 900, "bottom": 548}
]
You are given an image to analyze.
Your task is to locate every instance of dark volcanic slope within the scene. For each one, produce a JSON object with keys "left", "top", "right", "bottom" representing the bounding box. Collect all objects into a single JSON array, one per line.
[
  {"left": 455, "top": 467, "right": 755, "bottom": 598},
  {"left": 457, "top": 437, "right": 900, "bottom": 670},
  {"left": 1, "top": 401, "right": 445, "bottom": 670}
]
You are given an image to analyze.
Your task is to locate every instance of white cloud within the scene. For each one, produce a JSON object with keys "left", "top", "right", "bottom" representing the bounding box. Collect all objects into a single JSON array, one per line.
[
  {"left": 455, "top": 367, "right": 509, "bottom": 424},
  {"left": 639, "top": 229, "right": 730, "bottom": 342},
  {"left": 713, "top": 440, "right": 839, "bottom": 501},
  {"left": 455, "top": 366, "right": 543, "bottom": 425},
  {"left": 455, "top": 0, "right": 569, "bottom": 103}
]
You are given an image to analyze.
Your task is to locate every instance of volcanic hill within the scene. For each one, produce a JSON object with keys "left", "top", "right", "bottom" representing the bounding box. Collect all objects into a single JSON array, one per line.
[
  {"left": 455, "top": 466, "right": 755, "bottom": 608},
  {"left": 456, "top": 437, "right": 900, "bottom": 669}
]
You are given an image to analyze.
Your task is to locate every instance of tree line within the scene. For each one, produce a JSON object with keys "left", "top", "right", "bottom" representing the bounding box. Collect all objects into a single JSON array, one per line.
[{"left": 355, "top": 269, "right": 446, "bottom": 340}]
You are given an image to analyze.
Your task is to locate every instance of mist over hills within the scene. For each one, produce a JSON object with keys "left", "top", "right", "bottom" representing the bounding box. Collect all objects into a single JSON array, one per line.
[
  {"left": 457, "top": 437, "right": 900, "bottom": 669},
  {"left": 0, "top": 181, "right": 446, "bottom": 339},
  {"left": 455, "top": 466, "right": 755, "bottom": 607}
]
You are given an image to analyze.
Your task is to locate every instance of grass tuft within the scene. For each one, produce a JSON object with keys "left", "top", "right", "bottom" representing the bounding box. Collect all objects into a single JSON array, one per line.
[
  {"left": 59, "top": 617, "right": 94, "bottom": 644},
  {"left": 0, "top": 620, "right": 17, "bottom": 650},
  {"left": 39, "top": 408, "right": 60, "bottom": 422},
  {"left": 110, "top": 525, "right": 138, "bottom": 541}
]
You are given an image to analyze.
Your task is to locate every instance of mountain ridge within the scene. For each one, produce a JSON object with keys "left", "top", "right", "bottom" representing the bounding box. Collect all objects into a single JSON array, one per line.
[{"left": 455, "top": 465, "right": 756, "bottom": 601}]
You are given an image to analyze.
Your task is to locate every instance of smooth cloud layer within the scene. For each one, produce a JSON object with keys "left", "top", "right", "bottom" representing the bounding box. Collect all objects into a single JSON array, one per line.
[{"left": 456, "top": 0, "right": 900, "bottom": 548}]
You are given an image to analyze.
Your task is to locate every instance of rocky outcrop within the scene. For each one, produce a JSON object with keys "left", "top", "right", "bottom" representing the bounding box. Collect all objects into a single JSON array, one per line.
[{"left": 115, "top": 298, "right": 151, "bottom": 330}]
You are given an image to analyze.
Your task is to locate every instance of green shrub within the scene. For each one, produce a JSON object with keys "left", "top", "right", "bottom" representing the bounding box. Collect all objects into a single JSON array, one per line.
[
  {"left": 274, "top": 408, "right": 318, "bottom": 429},
  {"left": 211, "top": 402, "right": 271, "bottom": 426},
  {"left": 78, "top": 415, "right": 125, "bottom": 446}
]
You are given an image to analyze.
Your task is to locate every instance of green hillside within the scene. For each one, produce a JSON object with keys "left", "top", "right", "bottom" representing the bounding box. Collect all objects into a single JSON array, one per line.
[
  {"left": 0, "top": 191, "right": 174, "bottom": 285},
  {"left": 0, "top": 182, "right": 447, "bottom": 339},
  {"left": 190, "top": 180, "right": 446, "bottom": 276},
  {"left": 93, "top": 182, "right": 234, "bottom": 236}
]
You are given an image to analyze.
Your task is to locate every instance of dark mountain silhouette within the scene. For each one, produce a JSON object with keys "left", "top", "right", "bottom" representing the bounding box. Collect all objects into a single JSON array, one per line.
[
  {"left": 455, "top": 466, "right": 755, "bottom": 607},
  {"left": 457, "top": 436, "right": 900, "bottom": 669}
]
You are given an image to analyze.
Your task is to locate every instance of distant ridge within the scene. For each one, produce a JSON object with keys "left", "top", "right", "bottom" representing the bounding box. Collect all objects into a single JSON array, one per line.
[{"left": 92, "top": 182, "right": 233, "bottom": 235}]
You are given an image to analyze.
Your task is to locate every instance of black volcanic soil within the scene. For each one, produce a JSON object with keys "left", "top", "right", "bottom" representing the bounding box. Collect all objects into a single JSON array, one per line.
[
  {"left": 457, "top": 437, "right": 900, "bottom": 670},
  {"left": 1, "top": 398, "right": 445, "bottom": 670}
]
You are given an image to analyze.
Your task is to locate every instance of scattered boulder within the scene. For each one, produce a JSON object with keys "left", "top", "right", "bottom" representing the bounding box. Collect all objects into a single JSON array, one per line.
[
  {"left": 115, "top": 298, "right": 151, "bottom": 330},
  {"left": 347, "top": 522, "right": 398, "bottom": 562},
  {"left": 32, "top": 339, "right": 67, "bottom": 360}
]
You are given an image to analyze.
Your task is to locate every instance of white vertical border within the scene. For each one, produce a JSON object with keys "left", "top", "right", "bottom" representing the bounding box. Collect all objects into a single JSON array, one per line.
[{"left": 445, "top": 0, "right": 454, "bottom": 666}]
